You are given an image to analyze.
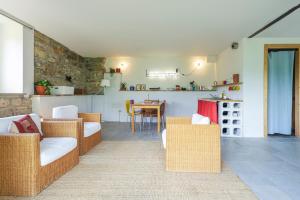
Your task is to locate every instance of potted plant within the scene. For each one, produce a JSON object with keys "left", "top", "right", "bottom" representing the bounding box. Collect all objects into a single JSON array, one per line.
[
  {"left": 120, "top": 82, "right": 127, "bottom": 91},
  {"left": 34, "top": 80, "right": 52, "bottom": 95}
]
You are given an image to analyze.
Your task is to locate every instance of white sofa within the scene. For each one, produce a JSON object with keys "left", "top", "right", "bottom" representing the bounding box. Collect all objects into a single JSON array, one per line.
[
  {"left": 52, "top": 105, "right": 102, "bottom": 155},
  {"left": 0, "top": 113, "right": 79, "bottom": 196},
  {"left": 0, "top": 113, "right": 77, "bottom": 166}
]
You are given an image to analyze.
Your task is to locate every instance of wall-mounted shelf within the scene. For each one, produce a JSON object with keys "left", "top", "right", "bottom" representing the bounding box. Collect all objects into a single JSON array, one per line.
[
  {"left": 104, "top": 72, "right": 122, "bottom": 74},
  {"left": 119, "top": 90, "right": 217, "bottom": 92},
  {"left": 213, "top": 82, "right": 243, "bottom": 87}
]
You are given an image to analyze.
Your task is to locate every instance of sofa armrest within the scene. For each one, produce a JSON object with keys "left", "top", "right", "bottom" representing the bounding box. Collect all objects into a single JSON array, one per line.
[
  {"left": 41, "top": 121, "right": 79, "bottom": 139},
  {"left": 78, "top": 113, "right": 101, "bottom": 123},
  {"left": 0, "top": 133, "right": 40, "bottom": 195},
  {"left": 166, "top": 117, "right": 191, "bottom": 125}
]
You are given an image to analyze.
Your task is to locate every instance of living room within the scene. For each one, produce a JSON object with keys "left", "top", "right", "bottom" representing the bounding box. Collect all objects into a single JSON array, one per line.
[{"left": 1, "top": 1, "right": 300, "bottom": 200}]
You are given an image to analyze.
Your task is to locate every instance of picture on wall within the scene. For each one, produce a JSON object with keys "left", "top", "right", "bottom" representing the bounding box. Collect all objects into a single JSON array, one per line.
[
  {"left": 136, "top": 84, "right": 141, "bottom": 91},
  {"left": 136, "top": 84, "right": 146, "bottom": 91},
  {"left": 141, "top": 84, "right": 146, "bottom": 90}
]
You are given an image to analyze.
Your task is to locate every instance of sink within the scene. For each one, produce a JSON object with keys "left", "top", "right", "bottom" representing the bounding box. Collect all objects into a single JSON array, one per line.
[
  {"left": 208, "top": 94, "right": 231, "bottom": 101},
  {"left": 50, "top": 86, "right": 74, "bottom": 95}
]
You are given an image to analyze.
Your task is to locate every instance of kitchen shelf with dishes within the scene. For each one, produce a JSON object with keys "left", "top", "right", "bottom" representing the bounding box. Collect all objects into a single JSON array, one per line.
[
  {"left": 213, "top": 82, "right": 243, "bottom": 88},
  {"left": 119, "top": 89, "right": 217, "bottom": 92}
]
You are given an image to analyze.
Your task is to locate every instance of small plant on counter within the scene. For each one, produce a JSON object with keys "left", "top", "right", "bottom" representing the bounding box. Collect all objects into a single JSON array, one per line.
[
  {"left": 120, "top": 82, "right": 127, "bottom": 91},
  {"left": 34, "top": 80, "right": 52, "bottom": 95}
]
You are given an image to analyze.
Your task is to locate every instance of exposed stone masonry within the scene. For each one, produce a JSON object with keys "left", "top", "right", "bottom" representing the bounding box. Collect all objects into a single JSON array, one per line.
[
  {"left": 0, "top": 95, "right": 32, "bottom": 118},
  {"left": 34, "top": 31, "right": 106, "bottom": 95},
  {"left": 0, "top": 31, "right": 106, "bottom": 118}
]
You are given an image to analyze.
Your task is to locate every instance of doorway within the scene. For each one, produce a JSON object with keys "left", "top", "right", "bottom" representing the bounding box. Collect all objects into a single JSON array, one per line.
[{"left": 264, "top": 44, "right": 300, "bottom": 137}]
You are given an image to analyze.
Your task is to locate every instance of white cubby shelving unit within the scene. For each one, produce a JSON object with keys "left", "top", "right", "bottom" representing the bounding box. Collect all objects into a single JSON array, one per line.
[{"left": 218, "top": 101, "right": 243, "bottom": 137}]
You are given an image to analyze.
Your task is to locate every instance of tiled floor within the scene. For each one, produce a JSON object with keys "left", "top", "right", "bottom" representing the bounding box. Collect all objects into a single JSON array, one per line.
[{"left": 102, "top": 122, "right": 300, "bottom": 200}]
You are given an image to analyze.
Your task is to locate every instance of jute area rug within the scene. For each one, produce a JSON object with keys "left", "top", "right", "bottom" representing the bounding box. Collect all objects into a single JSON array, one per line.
[{"left": 3, "top": 141, "right": 257, "bottom": 200}]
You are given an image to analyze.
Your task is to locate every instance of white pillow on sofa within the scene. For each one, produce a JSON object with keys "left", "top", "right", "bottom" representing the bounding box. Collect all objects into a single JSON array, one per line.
[{"left": 192, "top": 113, "right": 210, "bottom": 125}]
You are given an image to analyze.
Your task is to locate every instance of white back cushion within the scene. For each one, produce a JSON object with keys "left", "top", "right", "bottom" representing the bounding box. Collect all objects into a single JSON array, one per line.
[
  {"left": 0, "top": 113, "right": 42, "bottom": 134},
  {"left": 192, "top": 113, "right": 210, "bottom": 125},
  {"left": 52, "top": 105, "right": 78, "bottom": 119}
]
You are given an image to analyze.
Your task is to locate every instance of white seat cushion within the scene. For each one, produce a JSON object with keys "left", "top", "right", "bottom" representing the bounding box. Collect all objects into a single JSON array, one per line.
[
  {"left": 0, "top": 113, "right": 43, "bottom": 135},
  {"left": 84, "top": 122, "right": 101, "bottom": 137},
  {"left": 40, "top": 137, "right": 77, "bottom": 166},
  {"left": 162, "top": 129, "right": 166, "bottom": 149},
  {"left": 192, "top": 113, "right": 210, "bottom": 125},
  {"left": 52, "top": 105, "right": 78, "bottom": 119}
]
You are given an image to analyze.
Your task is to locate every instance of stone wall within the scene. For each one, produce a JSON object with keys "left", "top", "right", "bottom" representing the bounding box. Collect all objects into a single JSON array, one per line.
[
  {"left": 85, "top": 57, "right": 106, "bottom": 94},
  {"left": 34, "top": 31, "right": 106, "bottom": 94},
  {"left": 0, "top": 95, "right": 32, "bottom": 118}
]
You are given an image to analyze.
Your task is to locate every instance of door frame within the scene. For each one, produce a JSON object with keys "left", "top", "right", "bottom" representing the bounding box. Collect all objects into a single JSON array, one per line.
[{"left": 264, "top": 44, "right": 300, "bottom": 137}]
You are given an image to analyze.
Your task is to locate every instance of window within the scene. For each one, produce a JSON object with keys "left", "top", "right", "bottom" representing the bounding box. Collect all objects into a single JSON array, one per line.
[{"left": 0, "top": 14, "right": 34, "bottom": 94}]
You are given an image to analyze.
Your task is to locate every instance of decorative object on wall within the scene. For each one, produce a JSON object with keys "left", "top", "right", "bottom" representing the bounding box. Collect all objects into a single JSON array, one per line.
[
  {"left": 149, "top": 87, "right": 160, "bottom": 91},
  {"left": 34, "top": 80, "right": 52, "bottom": 95},
  {"left": 120, "top": 82, "right": 127, "bottom": 91},
  {"left": 129, "top": 86, "right": 135, "bottom": 91},
  {"left": 65, "top": 75, "right": 72, "bottom": 83},
  {"left": 136, "top": 84, "right": 141, "bottom": 91},
  {"left": 233, "top": 74, "right": 239, "bottom": 84},
  {"left": 100, "top": 79, "right": 111, "bottom": 88},
  {"left": 228, "top": 86, "right": 240, "bottom": 91},
  {"left": 136, "top": 84, "right": 146, "bottom": 91},
  {"left": 74, "top": 88, "right": 85, "bottom": 95},
  {"left": 141, "top": 84, "right": 146, "bottom": 91},
  {"left": 109, "top": 68, "right": 115, "bottom": 73},
  {"left": 146, "top": 69, "right": 178, "bottom": 78},
  {"left": 190, "top": 81, "right": 197, "bottom": 91}
]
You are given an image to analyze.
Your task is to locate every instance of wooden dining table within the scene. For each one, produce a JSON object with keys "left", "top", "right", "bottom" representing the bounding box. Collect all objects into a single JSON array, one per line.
[{"left": 131, "top": 101, "right": 164, "bottom": 134}]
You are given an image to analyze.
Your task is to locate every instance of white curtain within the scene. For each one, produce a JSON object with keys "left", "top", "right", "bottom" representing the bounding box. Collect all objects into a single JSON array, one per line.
[{"left": 268, "top": 51, "right": 295, "bottom": 135}]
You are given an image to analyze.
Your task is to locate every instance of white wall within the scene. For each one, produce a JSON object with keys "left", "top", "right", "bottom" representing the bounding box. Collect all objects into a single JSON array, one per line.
[
  {"left": 32, "top": 95, "right": 93, "bottom": 118},
  {"left": 217, "top": 37, "right": 300, "bottom": 137},
  {"left": 0, "top": 15, "right": 34, "bottom": 94},
  {"left": 242, "top": 37, "right": 300, "bottom": 138},
  {"left": 92, "top": 71, "right": 242, "bottom": 122},
  {"left": 105, "top": 56, "right": 217, "bottom": 90},
  {"left": 23, "top": 26, "right": 34, "bottom": 94},
  {"left": 216, "top": 41, "right": 244, "bottom": 82},
  {"left": 0, "top": 15, "right": 23, "bottom": 93}
]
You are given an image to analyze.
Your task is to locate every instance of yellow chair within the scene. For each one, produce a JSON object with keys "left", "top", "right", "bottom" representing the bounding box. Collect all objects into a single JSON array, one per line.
[{"left": 125, "top": 100, "right": 142, "bottom": 130}]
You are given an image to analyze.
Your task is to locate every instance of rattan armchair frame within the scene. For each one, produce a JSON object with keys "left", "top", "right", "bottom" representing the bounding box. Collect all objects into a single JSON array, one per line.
[
  {"left": 46, "top": 113, "right": 101, "bottom": 155},
  {"left": 166, "top": 117, "right": 221, "bottom": 173},
  {"left": 0, "top": 121, "right": 80, "bottom": 196}
]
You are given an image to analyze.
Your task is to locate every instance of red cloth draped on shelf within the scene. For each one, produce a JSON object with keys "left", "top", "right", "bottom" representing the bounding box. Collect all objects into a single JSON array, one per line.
[{"left": 197, "top": 100, "right": 218, "bottom": 124}]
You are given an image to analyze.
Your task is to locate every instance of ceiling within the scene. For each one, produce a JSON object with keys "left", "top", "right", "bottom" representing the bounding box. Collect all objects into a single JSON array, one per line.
[
  {"left": 0, "top": 0, "right": 299, "bottom": 57},
  {"left": 257, "top": 9, "right": 300, "bottom": 38}
]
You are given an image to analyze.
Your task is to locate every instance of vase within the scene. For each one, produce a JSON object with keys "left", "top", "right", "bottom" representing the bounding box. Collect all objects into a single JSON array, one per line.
[{"left": 35, "top": 85, "right": 46, "bottom": 95}]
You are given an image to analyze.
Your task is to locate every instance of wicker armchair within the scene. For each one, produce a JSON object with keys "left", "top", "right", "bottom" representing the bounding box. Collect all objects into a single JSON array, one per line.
[
  {"left": 78, "top": 112, "right": 102, "bottom": 155},
  {"left": 0, "top": 120, "right": 79, "bottom": 196},
  {"left": 166, "top": 117, "right": 221, "bottom": 173},
  {"left": 51, "top": 105, "right": 102, "bottom": 155}
]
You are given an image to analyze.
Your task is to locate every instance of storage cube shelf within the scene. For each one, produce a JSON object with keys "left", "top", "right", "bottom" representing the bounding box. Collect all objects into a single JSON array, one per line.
[{"left": 218, "top": 101, "right": 243, "bottom": 137}]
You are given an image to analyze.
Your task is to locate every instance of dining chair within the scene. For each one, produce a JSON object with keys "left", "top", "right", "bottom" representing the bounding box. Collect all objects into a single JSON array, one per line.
[
  {"left": 142, "top": 100, "right": 166, "bottom": 130},
  {"left": 152, "top": 100, "right": 166, "bottom": 129},
  {"left": 125, "top": 100, "right": 142, "bottom": 131}
]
